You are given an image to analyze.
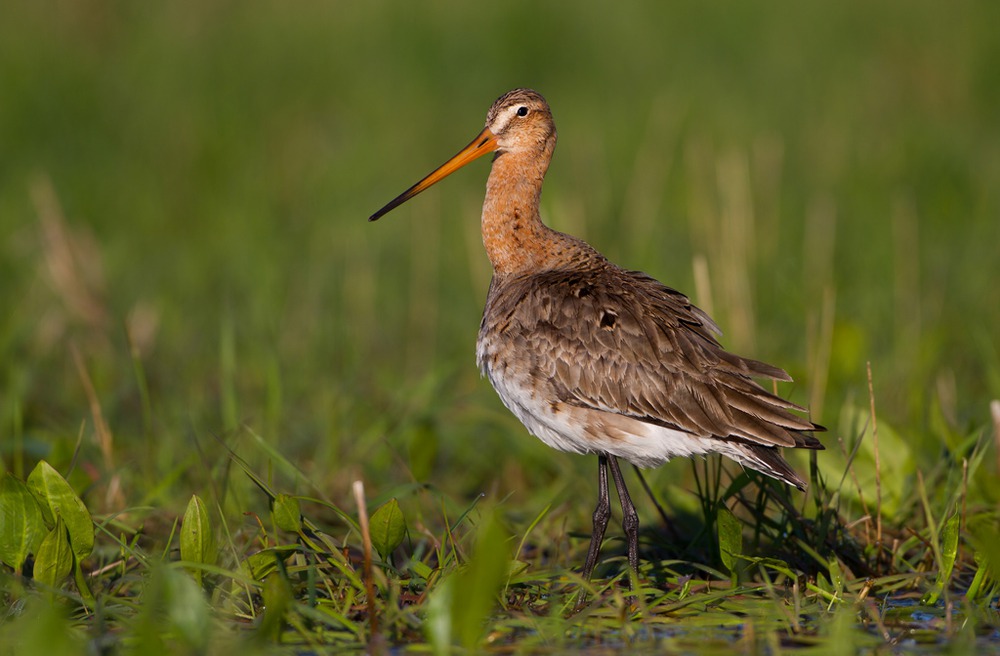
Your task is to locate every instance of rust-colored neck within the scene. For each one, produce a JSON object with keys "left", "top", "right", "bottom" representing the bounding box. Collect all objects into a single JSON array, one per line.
[{"left": 481, "top": 138, "right": 592, "bottom": 277}]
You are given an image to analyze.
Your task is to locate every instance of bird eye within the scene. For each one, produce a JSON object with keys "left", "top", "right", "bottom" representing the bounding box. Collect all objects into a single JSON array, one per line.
[{"left": 516, "top": 106, "right": 529, "bottom": 117}]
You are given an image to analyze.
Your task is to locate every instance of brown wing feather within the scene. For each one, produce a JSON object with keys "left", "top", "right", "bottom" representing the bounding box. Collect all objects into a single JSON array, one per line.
[{"left": 481, "top": 263, "right": 825, "bottom": 452}]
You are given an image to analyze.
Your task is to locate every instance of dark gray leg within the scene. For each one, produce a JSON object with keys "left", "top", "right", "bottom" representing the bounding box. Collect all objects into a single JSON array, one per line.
[
  {"left": 608, "top": 455, "right": 640, "bottom": 573},
  {"left": 581, "top": 453, "right": 611, "bottom": 581}
]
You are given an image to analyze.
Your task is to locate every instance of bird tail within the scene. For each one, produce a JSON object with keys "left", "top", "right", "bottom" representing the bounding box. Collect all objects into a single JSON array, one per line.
[{"left": 734, "top": 443, "right": 809, "bottom": 491}]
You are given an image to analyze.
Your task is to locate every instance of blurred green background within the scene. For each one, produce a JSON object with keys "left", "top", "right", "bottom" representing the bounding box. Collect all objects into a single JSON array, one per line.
[{"left": 1, "top": 0, "right": 998, "bottom": 514}]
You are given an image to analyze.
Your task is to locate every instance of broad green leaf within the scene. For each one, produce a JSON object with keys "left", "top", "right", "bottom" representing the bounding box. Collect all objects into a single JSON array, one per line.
[
  {"left": 923, "top": 513, "right": 961, "bottom": 604},
  {"left": 828, "top": 558, "right": 844, "bottom": 597},
  {"left": 717, "top": 507, "right": 742, "bottom": 582},
  {"left": 26, "top": 461, "right": 94, "bottom": 560},
  {"left": 426, "top": 511, "right": 510, "bottom": 652},
  {"left": 369, "top": 498, "right": 406, "bottom": 561},
  {"left": 455, "top": 512, "right": 510, "bottom": 649},
  {"left": 939, "top": 513, "right": 960, "bottom": 581},
  {"left": 162, "top": 568, "right": 212, "bottom": 651},
  {"left": 180, "top": 495, "right": 216, "bottom": 583},
  {"left": 272, "top": 493, "right": 302, "bottom": 533},
  {"left": 409, "top": 559, "right": 433, "bottom": 581},
  {"left": 425, "top": 573, "right": 455, "bottom": 656},
  {"left": 243, "top": 546, "right": 297, "bottom": 581},
  {"left": 34, "top": 517, "right": 74, "bottom": 588},
  {"left": 133, "top": 566, "right": 212, "bottom": 653},
  {"left": 965, "top": 551, "right": 989, "bottom": 601},
  {"left": 819, "top": 405, "right": 912, "bottom": 515},
  {"left": 258, "top": 572, "right": 293, "bottom": 642},
  {"left": 74, "top": 559, "right": 96, "bottom": 609},
  {"left": 0, "top": 473, "right": 45, "bottom": 571}
]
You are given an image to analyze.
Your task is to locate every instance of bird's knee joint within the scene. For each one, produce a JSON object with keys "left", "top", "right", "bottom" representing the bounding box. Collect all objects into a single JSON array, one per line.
[
  {"left": 621, "top": 510, "right": 639, "bottom": 535},
  {"left": 592, "top": 503, "right": 611, "bottom": 525}
]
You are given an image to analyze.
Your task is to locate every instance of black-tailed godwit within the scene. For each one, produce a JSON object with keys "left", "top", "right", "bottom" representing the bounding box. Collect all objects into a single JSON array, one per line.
[{"left": 370, "top": 88, "right": 824, "bottom": 580}]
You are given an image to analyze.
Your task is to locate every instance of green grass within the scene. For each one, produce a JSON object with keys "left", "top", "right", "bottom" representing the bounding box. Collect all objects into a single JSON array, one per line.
[{"left": 2, "top": 1, "right": 1000, "bottom": 653}]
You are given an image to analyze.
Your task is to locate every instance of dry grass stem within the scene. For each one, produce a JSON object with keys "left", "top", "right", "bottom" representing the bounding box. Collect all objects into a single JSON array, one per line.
[
  {"left": 70, "top": 341, "right": 123, "bottom": 510},
  {"left": 692, "top": 253, "right": 715, "bottom": 320},
  {"left": 866, "top": 362, "right": 883, "bottom": 548},
  {"left": 716, "top": 149, "right": 756, "bottom": 353},
  {"left": 352, "top": 479, "right": 379, "bottom": 640}
]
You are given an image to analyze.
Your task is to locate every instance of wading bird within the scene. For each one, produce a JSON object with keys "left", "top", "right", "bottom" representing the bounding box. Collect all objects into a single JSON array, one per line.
[{"left": 370, "top": 89, "right": 823, "bottom": 581}]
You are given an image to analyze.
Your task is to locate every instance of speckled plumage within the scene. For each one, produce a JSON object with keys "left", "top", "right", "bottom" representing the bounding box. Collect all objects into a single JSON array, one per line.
[
  {"left": 476, "top": 261, "right": 822, "bottom": 486},
  {"left": 371, "top": 88, "right": 824, "bottom": 580}
]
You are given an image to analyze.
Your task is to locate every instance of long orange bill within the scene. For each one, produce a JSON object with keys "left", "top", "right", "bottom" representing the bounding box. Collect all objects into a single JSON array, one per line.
[{"left": 369, "top": 127, "right": 499, "bottom": 221}]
